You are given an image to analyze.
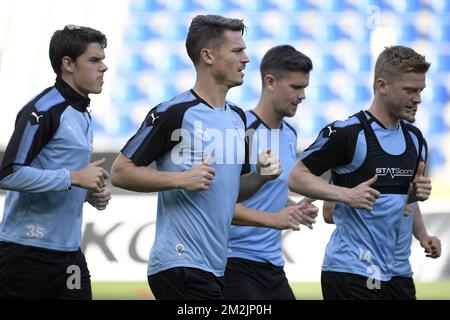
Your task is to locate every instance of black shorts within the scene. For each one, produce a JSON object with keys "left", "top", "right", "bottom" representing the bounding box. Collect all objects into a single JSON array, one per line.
[
  {"left": 386, "top": 276, "right": 416, "bottom": 300},
  {"left": 148, "top": 267, "right": 225, "bottom": 300},
  {"left": 0, "top": 241, "right": 91, "bottom": 300},
  {"left": 321, "top": 271, "right": 389, "bottom": 300},
  {"left": 223, "top": 258, "right": 295, "bottom": 300}
]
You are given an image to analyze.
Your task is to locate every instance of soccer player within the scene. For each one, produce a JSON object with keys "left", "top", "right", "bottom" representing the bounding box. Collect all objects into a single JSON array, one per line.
[
  {"left": 224, "top": 45, "right": 318, "bottom": 300},
  {"left": 288, "top": 45, "right": 432, "bottom": 299},
  {"left": 0, "top": 25, "right": 111, "bottom": 299},
  {"left": 323, "top": 201, "right": 441, "bottom": 299},
  {"left": 110, "top": 15, "right": 281, "bottom": 300}
]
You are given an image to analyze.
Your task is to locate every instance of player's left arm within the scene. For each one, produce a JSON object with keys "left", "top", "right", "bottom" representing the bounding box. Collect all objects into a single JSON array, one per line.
[
  {"left": 412, "top": 204, "right": 441, "bottom": 258},
  {"left": 86, "top": 185, "right": 112, "bottom": 211},
  {"left": 408, "top": 161, "right": 432, "bottom": 203},
  {"left": 408, "top": 137, "right": 432, "bottom": 203},
  {"left": 286, "top": 197, "right": 318, "bottom": 229},
  {"left": 237, "top": 149, "right": 282, "bottom": 202}
]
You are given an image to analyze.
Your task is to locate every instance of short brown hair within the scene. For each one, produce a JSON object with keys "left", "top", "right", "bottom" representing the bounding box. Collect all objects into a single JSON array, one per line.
[
  {"left": 260, "top": 45, "right": 313, "bottom": 85},
  {"left": 373, "top": 45, "right": 430, "bottom": 91},
  {"left": 185, "top": 14, "right": 246, "bottom": 66},
  {"left": 50, "top": 25, "right": 107, "bottom": 76}
]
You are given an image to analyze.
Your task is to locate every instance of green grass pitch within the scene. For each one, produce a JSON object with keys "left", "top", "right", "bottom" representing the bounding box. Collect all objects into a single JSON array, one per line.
[{"left": 92, "top": 280, "right": 450, "bottom": 300}]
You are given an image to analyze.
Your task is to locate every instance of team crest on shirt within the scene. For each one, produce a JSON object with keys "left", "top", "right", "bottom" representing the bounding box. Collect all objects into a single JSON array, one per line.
[
  {"left": 30, "top": 111, "right": 44, "bottom": 125},
  {"left": 175, "top": 244, "right": 185, "bottom": 256}
]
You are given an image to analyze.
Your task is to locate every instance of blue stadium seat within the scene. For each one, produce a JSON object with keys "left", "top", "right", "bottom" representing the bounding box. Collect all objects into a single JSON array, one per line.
[
  {"left": 342, "top": 53, "right": 372, "bottom": 73},
  {"left": 391, "top": 0, "right": 423, "bottom": 12},
  {"left": 288, "top": 24, "right": 312, "bottom": 40},
  {"left": 232, "top": 0, "right": 277, "bottom": 11},
  {"left": 115, "top": 84, "right": 148, "bottom": 103},
  {"left": 352, "top": 0, "right": 393, "bottom": 11},
  {"left": 315, "top": 84, "right": 338, "bottom": 102},
  {"left": 346, "top": 21, "right": 371, "bottom": 42},
  {"left": 124, "top": 23, "right": 156, "bottom": 42},
  {"left": 312, "top": 114, "right": 330, "bottom": 134},
  {"left": 428, "top": 115, "right": 449, "bottom": 134},
  {"left": 353, "top": 84, "right": 372, "bottom": 103},
  {"left": 429, "top": 23, "right": 450, "bottom": 42},
  {"left": 238, "top": 86, "right": 259, "bottom": 102},
  {"left": 245, "top": 23, "right": 271, "bottom": 41},
  {"left": 313, "top": 23, "right": 348, "bottom": 41},
  {"left": 320, "top": 54, "right": 344, "bottom": 71},
  {"left": 150, "top": 21, "right": 187, "bottom": 41},
  {"left": 91, "top": 118, "right": 105, "bottom": 134},
  {"left": 436, "top": 54, "right": 450, "bottom": 71},
  {"left": 154, "top": 52, "right": 190, "bottom": 72},
  {"left": 163, "top": 0, "right": 201, "bottom": 11},
  {"left": 356, "top": 53, "right": 372, "bottom": 72},
  {"left": 168, "top": 84, "right": 180, "bottom": 99},
  {"left": 130, "top": 0, "right": 164, "bottom": 12},
  {"left": 116, "top": 114, "right": 138, "bottom": 136},
  {"left": 118, "top": 53, "right": 152, "bottom": 74},
  {"left": 263, "top": 22, "right": 312, "bottom": 41},
  {"left": 270, "top": 0, "right": 316, "bottom": 11},
  {"left": 198, "top": 0, "right": 240, "bottom": 11},
  {"left": 245, "top": 54, "right": 260, "bottom": 71},
  {"left": 428, "top": 146, "right": 446, "bottom": 168},
  {"left": 430, "top": 0, "right": 450, "bottom": 13},
  {"left": 118, "top": 0, "right": 448, "bottom": 179},
  {"left": 397, "top": 24, "right": 420, "bottom": 42},
  {"left": 431, "top": 85, "right": 449, "bottom": 103},
  {"left": 315, "top": 0, "right": 349, "bottom": 11}
]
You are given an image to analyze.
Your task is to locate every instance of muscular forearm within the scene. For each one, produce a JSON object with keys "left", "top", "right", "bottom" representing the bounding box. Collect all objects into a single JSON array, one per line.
[
  {"left": 111, "top": 154, "right": 184, "bottom": 192},
  {"left": 237, "top": 171, "right": 266, "bottom": 202},
  {"left": 288, "top": 170, "right": 346, "bottom": 202},
  {"left": 232, "top": 203, "right": 274, "bottom": 227},
  {"left": 412, "top": 205, "right": 428, "bottom": 241}
]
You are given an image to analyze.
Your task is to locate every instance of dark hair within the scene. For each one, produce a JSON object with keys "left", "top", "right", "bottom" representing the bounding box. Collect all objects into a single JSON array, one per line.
[
  {"left": 260, "top": 45, "right": 313, "bottom": 84},
  {"left": 185, "top": 15, "right": 246, "bottom": 66},
  {"left": 49, "top": 25, "right": 107, "bottom": 76},
  {"left": 373, "top": 45, "right": 430, "bottom": 91}
]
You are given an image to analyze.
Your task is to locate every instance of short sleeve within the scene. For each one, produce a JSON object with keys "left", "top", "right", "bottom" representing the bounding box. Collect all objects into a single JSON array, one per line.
[{"left": 300, "top": 123, "right": 356, "bottom": 176}]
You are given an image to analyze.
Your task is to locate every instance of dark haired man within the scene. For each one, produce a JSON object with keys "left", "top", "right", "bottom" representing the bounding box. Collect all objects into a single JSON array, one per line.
[
  {"left": 0, "top": 25, "right": 111, "bottom": 299},
  {"left": 111, "top": 15, "right": 281, "bottom": 299}
]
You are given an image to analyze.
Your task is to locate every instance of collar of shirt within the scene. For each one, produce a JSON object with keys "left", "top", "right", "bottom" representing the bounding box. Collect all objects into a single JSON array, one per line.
[{"left": 55, "top": 77, "right": 90, "bottom": 112}]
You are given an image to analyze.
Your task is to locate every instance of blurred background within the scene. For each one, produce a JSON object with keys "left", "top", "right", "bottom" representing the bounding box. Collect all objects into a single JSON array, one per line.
[{"left": 0, "top": 0, "right": 449, "bottom": 299}]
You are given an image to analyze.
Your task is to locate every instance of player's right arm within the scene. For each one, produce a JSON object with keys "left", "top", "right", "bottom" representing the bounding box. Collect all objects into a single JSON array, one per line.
[
  {"left": 288, "top": 121, "right": 380, "bottom": 211},
  {"left": 110, "top": 105, "right": 215, "bottom": 193},
  {"left": 288, "top": 160, "right": 379, "bottom": 211},
  {"left": 111, "top": 153, "right": 215, "bottom": 192},
  {"left": 232, "top": 198, "right": 317, "bottom": 230},
  {"left": 0, "top": 103, "right": 108, "bottom": 193}
]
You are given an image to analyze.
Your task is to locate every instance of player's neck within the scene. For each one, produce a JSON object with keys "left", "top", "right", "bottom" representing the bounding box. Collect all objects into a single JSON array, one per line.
[
  {"left": 59, "top": 74, "right": 89, "bottom": 98},
  {"left": 253, "top": 102, "right": 282, "bottom": 129},
  {"left": 192, "top": 75, "right": 228, "bottom": 109},
  {"left": 368, "top": 100, "right": 400, "bottom": 129}
]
